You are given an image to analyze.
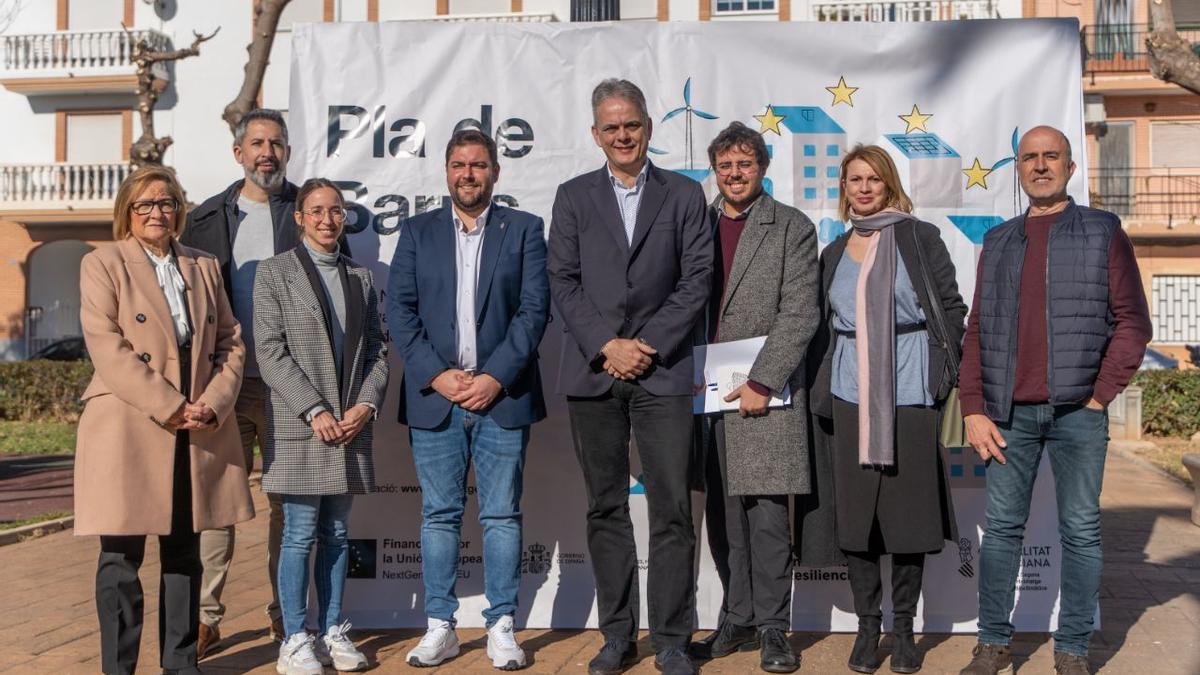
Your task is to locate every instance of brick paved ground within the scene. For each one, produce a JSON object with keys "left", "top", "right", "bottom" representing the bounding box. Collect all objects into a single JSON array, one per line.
[
  {"left": 0, "top": 454, "right": 73, "bottom": 523},
  {"left": 2, "top": 449, "right": 1197, "bottom": 674}
]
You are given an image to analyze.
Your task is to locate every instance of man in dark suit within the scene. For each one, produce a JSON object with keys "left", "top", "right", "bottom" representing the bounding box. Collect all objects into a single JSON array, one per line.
[
  {"left": 388, "top": 129, "right": 549, "bottom": 671},
  {"left": 548, "top": 79, "right": 713, "bottom": 675}
]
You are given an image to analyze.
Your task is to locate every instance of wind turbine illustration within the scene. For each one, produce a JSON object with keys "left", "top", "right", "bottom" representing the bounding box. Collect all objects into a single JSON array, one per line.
[{"left": 661, "top": 77, "right": 718, "bottom": 170}]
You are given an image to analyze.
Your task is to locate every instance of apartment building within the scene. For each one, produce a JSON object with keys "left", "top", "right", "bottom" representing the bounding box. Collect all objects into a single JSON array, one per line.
[
  {"left": 1045, "top": 0, "right": 1200, "bottom": 366},
  {"left": 9, "top": 0, "right": 1194, "bottom": 364}
]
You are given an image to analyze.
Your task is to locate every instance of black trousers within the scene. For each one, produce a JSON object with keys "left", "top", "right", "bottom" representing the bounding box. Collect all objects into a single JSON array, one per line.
[
  {"left": 704, "top": 416, "right": 792, "bottom": 631},
  {"left": 567, "top": 380, "right": 696, "bottom": 649},
  {"left": 96, "top": 347, "right": 201, "bottom": 674}
]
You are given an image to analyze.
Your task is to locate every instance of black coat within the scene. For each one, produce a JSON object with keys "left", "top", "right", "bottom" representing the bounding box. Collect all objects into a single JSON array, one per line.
[
  {"left": 803, "top": 218, "right": 966, "bottom": 555},
  {"left": 547, "top": 162, "right": 712, "bottom": 397}
]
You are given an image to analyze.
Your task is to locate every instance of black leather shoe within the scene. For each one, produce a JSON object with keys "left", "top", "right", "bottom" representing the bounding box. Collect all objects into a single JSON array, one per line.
[
  {"left": 588, "top": 639, "right": 638, "bottom": 675},
  {"left": 688, "top": 620, "right": 759, "bottom": 659},
  {"left": 654, "top": 646, "right": 697, "bottom": 675},
  {"left": 848, "top": 625, "right": 882, "bottom": 673},
  {"left": 759, "top": 627, "right": 800, "bottom": 673}
]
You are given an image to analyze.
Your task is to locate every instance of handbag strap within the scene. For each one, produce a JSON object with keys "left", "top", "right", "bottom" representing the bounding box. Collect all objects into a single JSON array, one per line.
[{"left": 911, "top": 225, "right": 960, "bottom": 379}]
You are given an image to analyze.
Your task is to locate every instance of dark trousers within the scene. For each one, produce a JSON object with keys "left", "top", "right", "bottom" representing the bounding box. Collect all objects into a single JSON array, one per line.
[
  {"left": 567, "top": 380, "right": 696, "bottom": 649},
  {"left": 843, "top": 520, "right": 926, "bottom": 633},
  {"left": 96, "top": 347, "right": 201, "bottom": 674},
  {"left": 704, "top": 416, "right": 792, "bottom": 630}
]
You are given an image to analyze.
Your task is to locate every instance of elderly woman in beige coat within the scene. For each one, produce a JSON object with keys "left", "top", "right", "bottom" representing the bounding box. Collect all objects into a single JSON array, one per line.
[{"left": 74, "top": 165, "right": 254, "bottom": 675}]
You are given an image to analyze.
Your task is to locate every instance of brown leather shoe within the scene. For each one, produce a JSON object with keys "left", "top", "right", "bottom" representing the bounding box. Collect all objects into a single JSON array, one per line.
[
  {"left": 269, "top": 615, "right": 285, "bottom": 643},
  {"left": 197, "top": 622, "right": 220, "bottom": 660}
]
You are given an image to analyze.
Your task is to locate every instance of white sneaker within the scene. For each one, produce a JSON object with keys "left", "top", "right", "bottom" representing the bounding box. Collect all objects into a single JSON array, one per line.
[
  {"left": 405, "top": 617, "right": 460, "bottom": 667},
  {"left": 486, "top": 615, "right": 527, "bottom": 670},
  {"left": 317, "top": 621, "right": 368, "bottom": 671},
  {"left": 276, "top": 633, "right": 324, "bottom": 675}
]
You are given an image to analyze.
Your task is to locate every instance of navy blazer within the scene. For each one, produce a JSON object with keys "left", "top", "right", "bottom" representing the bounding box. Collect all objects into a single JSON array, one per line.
[
  {"left": 387, "top": 204, "right": 549, "bottom": 430},
  {"left": 547, "top": 162, "right": 712, "bottom": 397}
]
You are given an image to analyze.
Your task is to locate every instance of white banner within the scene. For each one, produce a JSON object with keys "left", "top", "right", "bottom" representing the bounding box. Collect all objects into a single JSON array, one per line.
[{"left": 289, "top": 18, "right": 1086, "bottom": 632}]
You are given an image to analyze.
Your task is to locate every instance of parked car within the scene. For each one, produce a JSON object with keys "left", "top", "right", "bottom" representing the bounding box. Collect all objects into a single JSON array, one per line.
[{"left": 29, "top": 337, "right": 88, "bottom": 361}]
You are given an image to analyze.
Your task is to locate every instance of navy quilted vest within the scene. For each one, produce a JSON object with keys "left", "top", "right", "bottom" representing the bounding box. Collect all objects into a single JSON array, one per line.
[{"left": 977, "top": 199, "right": 1117, "bottom": 421}]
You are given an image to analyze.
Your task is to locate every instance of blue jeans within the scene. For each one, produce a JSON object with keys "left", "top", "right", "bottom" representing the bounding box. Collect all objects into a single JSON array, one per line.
[
  {"left": 977, "top": 403, "right": 1108, "bottom": 656},
  {"left": 410, "top": 405, "right": 528, "bottom": 627},
  {"left": 278, "top": 494, "right": 354, "bottom": 639}
]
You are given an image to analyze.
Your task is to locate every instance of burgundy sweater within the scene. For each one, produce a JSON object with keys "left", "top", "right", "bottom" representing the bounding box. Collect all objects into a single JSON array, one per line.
[
  {"left": 959, "top": 212, "right": 1151, "bottom": 416},
  {"left": 714, "top": 210, "right": 770, "bottom": 397}
]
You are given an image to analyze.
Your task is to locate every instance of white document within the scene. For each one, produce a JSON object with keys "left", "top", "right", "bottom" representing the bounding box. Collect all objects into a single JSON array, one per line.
[{"left": 693, "top": 336, "right": 792, "bottom": 415}]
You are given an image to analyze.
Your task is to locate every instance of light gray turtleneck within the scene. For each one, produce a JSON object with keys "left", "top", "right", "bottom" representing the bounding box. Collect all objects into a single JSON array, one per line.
[{"left": 304, "top": 239, "right": 346, "bottom": 381}]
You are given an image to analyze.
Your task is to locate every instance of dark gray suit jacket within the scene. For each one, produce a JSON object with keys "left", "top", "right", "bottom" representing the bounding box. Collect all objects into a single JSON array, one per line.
[{"left": 547, "top": 162, "right": 712, "bottom": 397}]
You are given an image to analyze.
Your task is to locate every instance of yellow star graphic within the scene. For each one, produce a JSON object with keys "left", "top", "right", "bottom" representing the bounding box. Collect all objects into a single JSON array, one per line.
[
  {"left": 963, "top": 158, "right": 993, "bottom": 190},
  {"left": 754, "top": 105, "right": 785, "bottom": 136},
  {"left": 898, "top": 104, "right": 933, "bottom": 134},
  {"left": 825, "top": 76, "right": 858, "bottom": 107}
]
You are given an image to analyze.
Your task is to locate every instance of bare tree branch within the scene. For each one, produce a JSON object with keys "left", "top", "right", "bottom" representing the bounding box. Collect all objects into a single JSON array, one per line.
[
  {"left": 124, "top": 24, "right": 221, "bottom": 167},
  {"left": 222, "top": 0, "right": 292, "bottom": 134},
  {"left": 141, "top": 29, "right": 219, "bottom": 63},
  {"left": 1147, "top": 0, "right": 1200, "bottom": 96}
]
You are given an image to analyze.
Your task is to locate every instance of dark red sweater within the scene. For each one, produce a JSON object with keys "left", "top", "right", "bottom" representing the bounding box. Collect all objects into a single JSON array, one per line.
[
  {"left": 959, "top": 213, "right": 1151, "bottom": 416},
  {"left": 714, "top": 209, "right": 769, "bottom": 397}
]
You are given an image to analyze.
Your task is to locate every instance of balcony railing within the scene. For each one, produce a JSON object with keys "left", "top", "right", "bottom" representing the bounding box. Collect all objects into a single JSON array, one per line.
[
  {"left": 813, "top": 0, "right": 997, "bottom": 22},
  {"left": 392, "top": 12, "right": 558, "bottom": 23},
  {"left": 0, "top": 163, "right": 132, "bottom": 210},
  {"left": 1082, "top": 23, "right": 1200, "bottom": 75},
  {"left": 1, "top": 28, "right": 170, "bottom": 72},
  {"left": 1089, "top": 168, "right": 1200, "bottom": 227}
]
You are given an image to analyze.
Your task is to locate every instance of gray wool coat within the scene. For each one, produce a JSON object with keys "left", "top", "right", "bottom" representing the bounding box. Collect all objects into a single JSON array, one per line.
[
  {"left": 254, "top": 248, "right": 389, "bottom": 495},
  {"left": 708, "top": 193, "right": 820, "bottom": 496}
]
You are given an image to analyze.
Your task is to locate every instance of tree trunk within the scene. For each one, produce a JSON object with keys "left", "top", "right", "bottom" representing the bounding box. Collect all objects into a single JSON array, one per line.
[
  {"left": 222, "top": 0, "right": 292, "bottom": 135},
  {"left": 128, "top": 28, "right": 218, "bottom": 167},
  {"left": 1147, "top": 0, "right": 1200, "bottom": 96}
]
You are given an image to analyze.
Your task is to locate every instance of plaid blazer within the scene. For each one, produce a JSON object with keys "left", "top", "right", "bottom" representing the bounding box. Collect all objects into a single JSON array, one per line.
[{"left": 254, "top": 248, "right": 389, "bottom": 494}]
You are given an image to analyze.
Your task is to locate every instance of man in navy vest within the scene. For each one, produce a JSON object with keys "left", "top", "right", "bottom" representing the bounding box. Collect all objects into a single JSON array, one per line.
[
  {"left": 957, "top": 126, "right": 1151, "bottom": 675},
  {"left": 388, "top": 129, "right": 549, "bottom": 671}
]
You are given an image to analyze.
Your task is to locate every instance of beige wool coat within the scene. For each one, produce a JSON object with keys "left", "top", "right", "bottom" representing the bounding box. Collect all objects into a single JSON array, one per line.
[{"left": 74, "top": 237, "right": 254, "bottom": 536}]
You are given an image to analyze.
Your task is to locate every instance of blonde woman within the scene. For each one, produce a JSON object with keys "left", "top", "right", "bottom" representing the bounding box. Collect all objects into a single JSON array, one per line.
[
  {"left": 75, "top": 165, "right": 252, "bottom": 675},
  {"left": 810, "top": 145, "right": 966, "bottom": 674}
]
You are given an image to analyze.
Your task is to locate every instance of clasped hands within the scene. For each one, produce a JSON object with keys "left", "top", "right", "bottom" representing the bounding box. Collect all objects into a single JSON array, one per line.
[
  {"left": 601, "top": 338, "right": 657, "bottom": 380},
  {"left": 165, "top": 401, "right": 216, "bottom": 431},
  {"left": 310, "top": 404, "right": 374, "bottom": 445},
  {"left": 431, "top": 369, "right": 503, "bottom": 411}
]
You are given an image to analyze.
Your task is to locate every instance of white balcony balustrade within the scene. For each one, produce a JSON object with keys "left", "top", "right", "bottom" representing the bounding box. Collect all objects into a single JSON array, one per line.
[
  {"left": 3, "top": 28, "right": 169, "bottom": 71},
  {"left": 0, "top": 163, "right": 133, "bottom": 212},
  {"left": 1, "top": 29, "right": 170, "bottom": 95},
  {"left": 813, "top": 0, "right": 998, "bottom": 22},
  {"left": 392, "top": 12, "right": 558, "bottom": 23}
]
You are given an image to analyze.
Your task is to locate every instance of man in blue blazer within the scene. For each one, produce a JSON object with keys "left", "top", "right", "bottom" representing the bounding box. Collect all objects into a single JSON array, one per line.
[
  {"left": 387, "top": 129, "right": 549, "bottom": 671},
  {"left": 548, "top": 79, "right": 713, "bottom": 675}
]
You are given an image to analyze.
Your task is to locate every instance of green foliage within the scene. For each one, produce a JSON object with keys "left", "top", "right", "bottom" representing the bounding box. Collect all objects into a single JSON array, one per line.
[
  {"left": 0, "top": 361, "right": 93, "bottom": 423},
  {"left": 0, "top": 421, "right": 77, "bottom": 456},
  {"left": 1132, "top": 369, "right": 1200, "bottom": 438}
]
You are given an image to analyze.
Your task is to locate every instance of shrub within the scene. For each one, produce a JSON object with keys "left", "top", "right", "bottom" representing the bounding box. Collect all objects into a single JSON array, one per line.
[
  {"left": 1132, "top": 369, "right": 1200, "bottom": 438},
  {"left": 0, "top": 361, "right": 93, "bottom": 422}
]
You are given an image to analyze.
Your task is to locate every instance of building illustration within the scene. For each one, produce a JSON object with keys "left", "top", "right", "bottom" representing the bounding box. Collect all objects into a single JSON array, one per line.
[
  {"left": 774, "top": 106, "right": 846, "bottom": 213},
  {"left": 883, "top": 132, "right": 963, "bottom": 209}
]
